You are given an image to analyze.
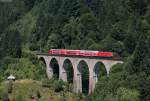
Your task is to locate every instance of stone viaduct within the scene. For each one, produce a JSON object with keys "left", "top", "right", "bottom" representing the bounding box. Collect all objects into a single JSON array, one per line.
[{"left": 37, "top": 53, "right": 123, "bottom": 94}]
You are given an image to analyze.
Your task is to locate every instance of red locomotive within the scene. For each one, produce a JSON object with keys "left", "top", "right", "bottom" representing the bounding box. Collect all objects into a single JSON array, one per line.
[{"left": 48, "top": 49, "right": 114, "bottom": 57}]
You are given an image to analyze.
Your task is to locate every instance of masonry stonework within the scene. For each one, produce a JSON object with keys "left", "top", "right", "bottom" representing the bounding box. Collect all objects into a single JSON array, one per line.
[{"left": 37, "top": 55, "right": 123, "bottom": 94}]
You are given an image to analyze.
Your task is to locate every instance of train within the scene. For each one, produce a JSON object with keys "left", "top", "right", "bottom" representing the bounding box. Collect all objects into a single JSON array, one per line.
[{"left": 48, "top": 49, "right": 114, "bottom": 57}]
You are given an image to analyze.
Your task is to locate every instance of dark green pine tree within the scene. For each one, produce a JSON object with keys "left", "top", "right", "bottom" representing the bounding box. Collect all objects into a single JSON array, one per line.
[
  {"left": 62, "top": 17, "right": 79, "bottom": 49},
  {"left": 0, "top": 29, "right": 22, "bottom": 58},
  {"left": 131, "top": 33, "right": 149, "bottom": 73},
  {"left": 140, "top": 76, "right": 150, "bottom": 101}
]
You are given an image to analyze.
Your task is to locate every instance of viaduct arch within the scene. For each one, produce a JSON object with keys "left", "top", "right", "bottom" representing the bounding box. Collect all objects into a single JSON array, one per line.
[
  {"left": 62, "top": 59, "right": 74, "bottom": 83},
  {"left": 37, "top": 54, "right": 123, "bottom": 94}
]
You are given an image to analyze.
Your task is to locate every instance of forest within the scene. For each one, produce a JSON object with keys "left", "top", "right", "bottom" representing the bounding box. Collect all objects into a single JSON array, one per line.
[{"left": 0, "top": 0, "right": 150, "bottom": 101}]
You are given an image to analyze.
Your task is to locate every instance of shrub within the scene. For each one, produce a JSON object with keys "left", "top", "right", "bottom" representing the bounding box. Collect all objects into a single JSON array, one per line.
[
  {"left": 15, "top": 95, "right": 25, "bottom": 101},
  {"left": 36, "top": 90, "right": 41, "bottom": 98},
  {"left": 116, "top": 87, "right": 139, "bottom": 101},
  {"left": 41, "top": 79, "right": 54, "bottom": 88},
  {"left": 54, "top": 80, "right": 65, "bottom": 92}
]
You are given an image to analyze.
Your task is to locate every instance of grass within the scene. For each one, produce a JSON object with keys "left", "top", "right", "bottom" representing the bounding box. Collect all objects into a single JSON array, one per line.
[{"left": 4, "top": 79, "right": 82, "bottom": 101}]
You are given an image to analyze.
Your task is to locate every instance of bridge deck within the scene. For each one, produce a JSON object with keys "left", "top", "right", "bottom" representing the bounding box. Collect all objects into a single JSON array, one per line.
[{"left": 36, "top": 53, "right": 123, "bottom": 61}]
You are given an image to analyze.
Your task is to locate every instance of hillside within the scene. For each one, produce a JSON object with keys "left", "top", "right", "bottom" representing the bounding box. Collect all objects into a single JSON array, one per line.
[
  {"left": 0, "top": 0, "right": 150, "bottom": 101},
  {"left": 0, "top": 79, "right": 83, "bottom": 101}
]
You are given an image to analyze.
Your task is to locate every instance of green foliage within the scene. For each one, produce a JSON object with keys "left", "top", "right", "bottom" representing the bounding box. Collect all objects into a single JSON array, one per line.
[
  {"left": 102, "top": 87, "right": 139, "bottom": 101},
  {"left": 0, "top": 81, "right": 13, "bottom": 97},
  {"left": 41, "top": 78, "right": 54, "bottom": 88},
  {"left": 15, "top": 95, "right": 26, "bottom": 101},
  {"left": 89, "top": 71, "right": 140, "bottom": 101},
  {"left": 0, "top": 29, "right": 22, "bottom": 58},
  {"left": 0, "top": 0, "right": 150, "bottom": 100},
  {"left": 54, "top": 79, "right": 67, "bottom": 92},
  {"left": 115, "top": 87, "right": 139, "bottom": 101},
  {"left": 139, "top": 76, "right": 150, "bottom": 101},
  {"left": 41, "top": 78, "right": 69, "bottom": 93},
  {"left": 0, "top": 0, "right": 34, "bottom": 33},
  {"left": 62, "top": 17, "right": 79, "bottom": 49},
  {"left": 110, "top": 63, "right": 123, "bottom": 74},
  {"left": 0, "top": 52, "right": 46, "bottom": 80}
]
